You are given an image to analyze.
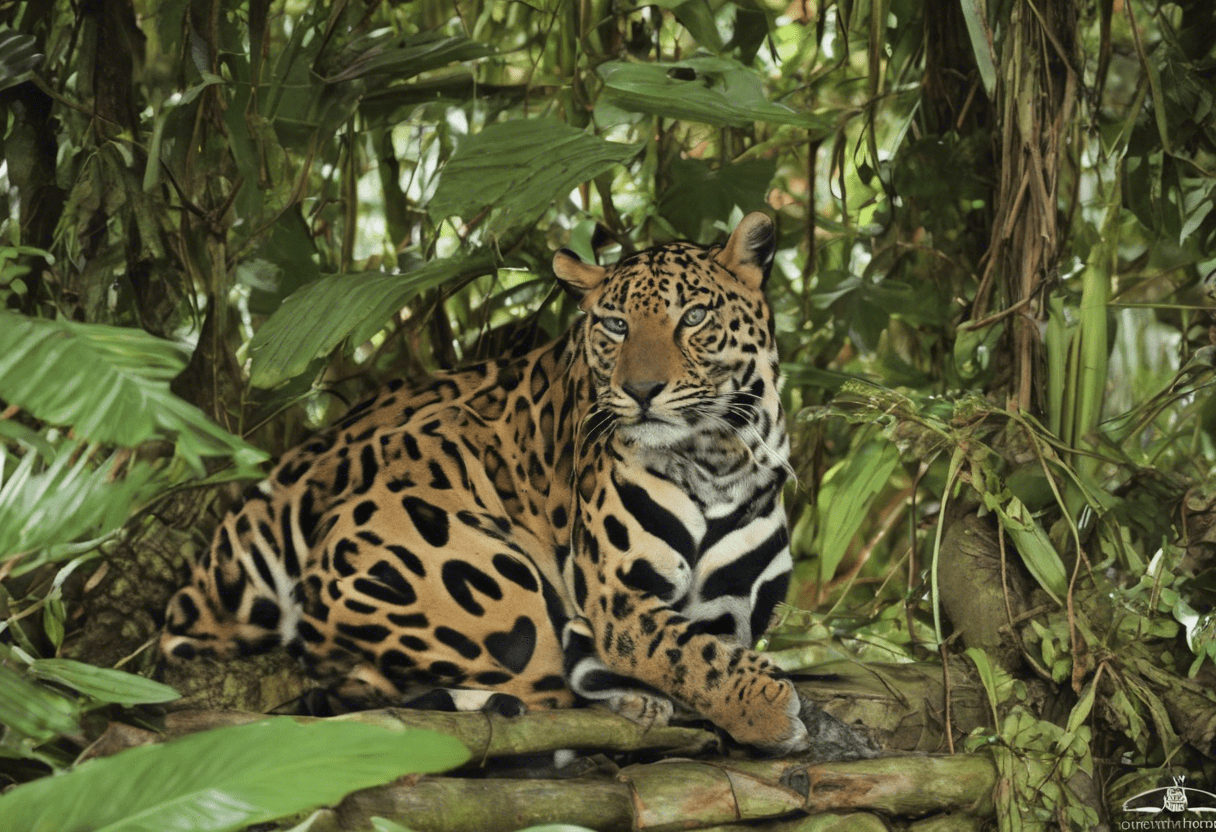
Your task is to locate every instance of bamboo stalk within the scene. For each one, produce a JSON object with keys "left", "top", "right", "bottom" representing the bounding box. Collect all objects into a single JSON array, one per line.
[
  {"left": 1072, "top": 199, "right": 1116, "bottom": 480},
  {"left": 160, "top": 706, "right": 718, "bottom": 759},
  {"left": 329, "top": 754, "right": 998, "bottom": 832},
  {"left": 335, "top": 776, "right": 634, "bottom": 832}
]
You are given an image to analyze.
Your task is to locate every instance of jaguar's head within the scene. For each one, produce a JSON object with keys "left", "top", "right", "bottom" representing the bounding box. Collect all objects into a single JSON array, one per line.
[{"left": 553, "top": 213, "right": 781, "bottom": 446}]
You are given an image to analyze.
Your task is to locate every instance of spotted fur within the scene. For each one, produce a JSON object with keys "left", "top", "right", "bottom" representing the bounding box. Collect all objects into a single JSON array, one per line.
[{"left": 162, "top": 213, "right": 810, "bottom": 754}]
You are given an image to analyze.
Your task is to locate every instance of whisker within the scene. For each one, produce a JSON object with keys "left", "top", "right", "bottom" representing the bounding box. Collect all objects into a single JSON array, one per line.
[
  {"left": 697, "top": 410, "right": 797, "bottom": 486},
  {"left": 579, "top": 409, "right": 617, "bottom": 449}
]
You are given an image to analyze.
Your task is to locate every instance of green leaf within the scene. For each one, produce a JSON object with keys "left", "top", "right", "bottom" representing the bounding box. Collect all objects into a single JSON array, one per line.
[
  {"left": 813, "top": 435, "right": 899, "bottom": 583},
  {"left": 599, "top": 57, "right": 832, "bottom": 129},
  {"left": 42, "top": 596, "right": 65, "bottom": 651},
  {"left": 240, "top": 212, "right": 322, "bottom": 315},
  {"left": 0, "top": 444, "right": 156, "bottom": 570},
  {"left": 323, "top": 31, "right": 493, "bottom": 85},
  {"left": 952, "top": 320, "right": 1003, "bottom": 382},
  {"left": 0, "top": 718, "right": 470, "bottom": 832},
  {"left": 0, "top": 30, "right": 42, "bottom": 95},
  {"left": 1122, "top": 670, "right": 1181, "bottom": 759},
  {"left": 247, "top": 256, "right": 489, "bottom": 388},
  {"left": 957, "top": 0, "right": 997, "bottom": 99},
  {"left": 659, "top": 157, "right": 776, "bottom": 239},
  {"left": 1063, "top": 679, "right": 1096, "bottom": 737},
  {"left": 369, "top": 820, "right": 414, "bottom": 832},
  {"left": 781, "top": 363, "right": 855, "bottom": 392},
  {"left": 428, "top": 118, "right": 640, "bottom": 238},
  {"left": 988, "top": 495, "right": 1069, "bottom": 604},
  {"left": 27, "top": 659, "right": 180, "bottom": 707},
  {"left": 0, "top": 313, "right": 267, "bottom": 473},
  {"left": 965, "top": 646, "right": 1000, "bottom": 726},
  {"left": 649, "top": 0, "right": 725, "bottom": 53},
  {"left": 0, "top": 663, "right": 80, "bottom": 750}
]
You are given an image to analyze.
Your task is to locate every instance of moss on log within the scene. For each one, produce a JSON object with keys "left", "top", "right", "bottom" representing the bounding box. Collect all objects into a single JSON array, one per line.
[{"left": 792, "top": 660, "right": 991, "bottom": 753}]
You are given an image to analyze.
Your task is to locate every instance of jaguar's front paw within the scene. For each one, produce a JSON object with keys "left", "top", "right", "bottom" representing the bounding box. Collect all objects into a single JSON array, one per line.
[
  {"left": 726, "top": 678, "right": 810, "bottom": 755},
  {"left": 607, "top": 692, "right": 674, "bottom": 731}
]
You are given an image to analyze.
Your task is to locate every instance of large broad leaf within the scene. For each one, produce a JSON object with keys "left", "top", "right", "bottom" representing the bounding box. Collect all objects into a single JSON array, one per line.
[
  {"left": 238, "top": 212, "right": 322, "bottom": 316},
  {"left": 247, "top": 256, "right": 490, "bottom": 389},
  {"left": 428, "top": 118, "right": 641, "bottom": 237},
  {"left": 599, "top": 56, "right": 834, "bottom": 130},
  {"left": 27, "top": 659, "right": 180, "bottom": 707},
  {"left": 0, "top": 443, "right": 155, "bottom": 571},
  {"left": 659, "top": 157, "right": 776, "bottom": 239},
  {"left": 0, "top": 718, "right": 470, "bottom": 832},
  {"left": 0, "top": 313, "right": 267, "bottom": 473}
]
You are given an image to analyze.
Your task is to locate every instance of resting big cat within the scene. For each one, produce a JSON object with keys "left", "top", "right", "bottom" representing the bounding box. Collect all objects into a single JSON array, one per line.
[{"left": 163, "top": 213, "right": 815, "bottom": 754}]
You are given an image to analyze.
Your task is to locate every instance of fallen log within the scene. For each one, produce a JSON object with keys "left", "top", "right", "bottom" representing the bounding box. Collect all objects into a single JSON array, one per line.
[
  {"left": 156, "top": 650, "right": 990, "bottom": 758},
  {"left": 83, "top": 706, "right": 719, "bottom": 761},
  {"left": 141, "top": 656, "right": 991, "bottom": 763},
  {"left": 80, "top": 661, "right": 999, "bottom": 832},
  {"left": 324, "top": 754, "right": 997, "bottom": 832}
]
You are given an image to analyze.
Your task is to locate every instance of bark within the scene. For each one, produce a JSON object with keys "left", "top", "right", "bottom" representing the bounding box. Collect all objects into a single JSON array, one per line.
[
  {"left": 100, "top": 655, "right": 995, "bottom": 762},
  {"left": 935, "top": 509, "right": 1033, "bottom": 672}
]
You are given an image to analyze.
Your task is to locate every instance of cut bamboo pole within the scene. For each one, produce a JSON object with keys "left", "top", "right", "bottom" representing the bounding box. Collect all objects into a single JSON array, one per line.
[
  {"left": 160, "top": 707, "right": 718, "bottom": 758},
  {"left": 331, "top": 754, "right": 997, "bottom": 832}
]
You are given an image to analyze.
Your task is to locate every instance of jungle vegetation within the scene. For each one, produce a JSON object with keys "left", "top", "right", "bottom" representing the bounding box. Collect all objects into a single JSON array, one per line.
[{"left": 0, "top": 0, "right": 1213, "bottom": 830}]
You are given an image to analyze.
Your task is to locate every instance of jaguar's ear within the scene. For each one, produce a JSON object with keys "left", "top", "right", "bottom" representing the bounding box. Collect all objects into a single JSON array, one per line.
[
  {"left": 715, "top": 212, "right": 776, "bottom": 290},
  {"left": 553, "top": 248, "right": 607, "bottom": 301}
]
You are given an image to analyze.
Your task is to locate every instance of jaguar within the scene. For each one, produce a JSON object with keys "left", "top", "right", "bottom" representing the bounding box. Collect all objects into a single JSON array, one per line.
[{"left": 161, "top": 212, "right": 813, "bottom": 754}]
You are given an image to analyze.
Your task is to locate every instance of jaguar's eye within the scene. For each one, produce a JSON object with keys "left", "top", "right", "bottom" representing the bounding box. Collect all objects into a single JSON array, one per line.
[
  {"left": 681, "top": 305, "right": 707, "bottom": 327},
  {"left": 600, "top": 316, "right": 628, "bottom": 336}
]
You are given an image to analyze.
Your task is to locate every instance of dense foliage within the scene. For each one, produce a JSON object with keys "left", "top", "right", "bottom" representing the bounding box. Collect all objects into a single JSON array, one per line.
[{"left": 0, "top": 0, "right": 1213, "bottom": 828}]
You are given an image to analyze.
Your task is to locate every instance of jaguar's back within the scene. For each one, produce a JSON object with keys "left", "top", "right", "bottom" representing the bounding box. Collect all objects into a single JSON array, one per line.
[{"left": 162, "top": 213, "right": 813, "bottom": 753}]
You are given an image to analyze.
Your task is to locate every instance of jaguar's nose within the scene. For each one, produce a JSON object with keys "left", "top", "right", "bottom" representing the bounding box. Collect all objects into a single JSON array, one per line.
[{"left": 623, "top": 379, "right": 665, "bottom": 406}]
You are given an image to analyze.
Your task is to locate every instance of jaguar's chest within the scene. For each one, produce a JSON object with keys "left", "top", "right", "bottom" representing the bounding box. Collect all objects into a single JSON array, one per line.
[
  {"left": 635, "top": 432, "right": 775, "bottom": 508},
  {"left": 594, "top": 446, "right": 780, "bottom": 554},
  {"left": 565, "top": 433, "right": 786, "bottom": 621}
]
